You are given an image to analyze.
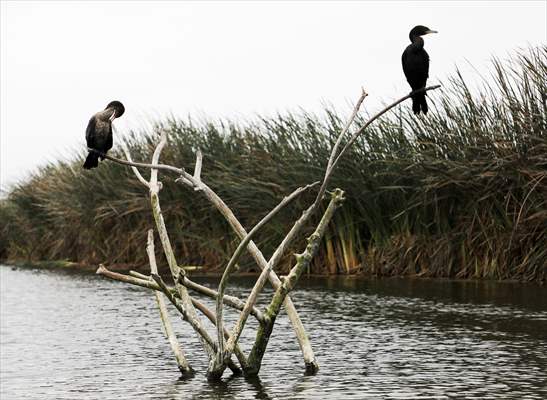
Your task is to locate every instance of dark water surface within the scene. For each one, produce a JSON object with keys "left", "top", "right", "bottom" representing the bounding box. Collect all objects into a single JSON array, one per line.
[{"left": 1, "top": 266, "right": 546, "bottom": 399}]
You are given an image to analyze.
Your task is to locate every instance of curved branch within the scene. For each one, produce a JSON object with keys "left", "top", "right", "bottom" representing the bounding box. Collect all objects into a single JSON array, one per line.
[
  {"left": 269, "top": 85, "right": 443, "bottom": 276},
  {"left": 120, "top": 141, "right": 149, "bottom": 187},
  {"left": 326, "top": 85, "right": 441, "bottom": 188},
  {"left": 326, "top": 88, "right": 368, "bottom": 173}
]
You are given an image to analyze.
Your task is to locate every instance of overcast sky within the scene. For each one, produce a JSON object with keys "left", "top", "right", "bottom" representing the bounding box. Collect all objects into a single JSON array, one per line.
[{"left": 1, "top": 1, "right": 545, "bottom": 191}]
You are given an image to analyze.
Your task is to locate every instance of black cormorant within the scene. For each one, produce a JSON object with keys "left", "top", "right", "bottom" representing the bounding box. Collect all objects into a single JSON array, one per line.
[
  {"left": 402, "top": 25, "right": 437, "bottom": 114},
  {"left": 83, "top": 101, "right": 125, "bottom": 169}
]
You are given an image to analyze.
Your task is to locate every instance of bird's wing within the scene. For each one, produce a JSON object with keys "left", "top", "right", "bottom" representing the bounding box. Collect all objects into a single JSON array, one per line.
[
  {"left": 85, "top": 117, "right": 96, "bottom": 148},
  {"left": 401, "top": 47, "right": 411, "bottom": 78},
  {"left": 105, "top": 124, "right": 113, "bottom": 152},
  {"left": 424, "top": 50, "right": 430, "bottom": 79}
]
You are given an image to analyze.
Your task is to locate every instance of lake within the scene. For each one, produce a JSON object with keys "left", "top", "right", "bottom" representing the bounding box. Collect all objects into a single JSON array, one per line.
[{"left": 1, "top": 266, "right": 546, "bottom": 399}]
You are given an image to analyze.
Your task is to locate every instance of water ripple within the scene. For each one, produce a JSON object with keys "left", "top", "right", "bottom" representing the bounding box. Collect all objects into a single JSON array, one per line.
[{"left": 1, "top": 268, "right": 546, "bottom": 399}]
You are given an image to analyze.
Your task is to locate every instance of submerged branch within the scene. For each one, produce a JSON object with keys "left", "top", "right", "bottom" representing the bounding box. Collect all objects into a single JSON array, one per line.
[
  {"left": 191, "top": 297, "right": 249, "bottom": 370},
  {"left": 174, "top": 170, "right": 320, "bottom": 371},
  {"left": 93, "top": 85, "right": 441, "bottom": 380},
  {"left": 246, "top": 189, "right": 345, "bottom": 375},
  {"left": 151, "top": 273, "right": 242, "bottom": 375},
  {"left": 214, "top": 181, "right": 319, "bottom": 364},
  {"left": 146, "top": 229, "right": 193, "bottom": 375}
]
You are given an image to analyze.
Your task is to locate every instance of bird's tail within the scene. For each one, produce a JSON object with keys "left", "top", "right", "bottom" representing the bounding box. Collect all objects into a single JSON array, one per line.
[
  {"left": 83, "top": 152, "right": 99, "bottom": 169},
  {"left": 411, "top": 93, "right": 428, "bottom": 115}
]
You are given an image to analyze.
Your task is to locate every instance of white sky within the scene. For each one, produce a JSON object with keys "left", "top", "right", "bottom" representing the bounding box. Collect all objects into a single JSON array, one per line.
[{"left": 1, "top": 1, "right": 545, "bottom": 191}]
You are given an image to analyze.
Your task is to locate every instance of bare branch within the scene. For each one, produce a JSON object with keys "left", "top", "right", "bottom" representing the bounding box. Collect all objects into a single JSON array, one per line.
[
  {"left": 99, "top": 265, "right": 255, "bottom": 332},
  {"left": 88, "top": 148, "right": 185, "bottom": 176},
  {"left": 176, "top": 178, "right": 319, "bottom": 371},
  {"left": 228, "top": 87, "right": 441, "bottom": 372},
  {"left": 146, "top": 230, "right": 193, "bottom": 375},
  {"left": 214, "top": 181, "right": 319, "bottom": 359},
  {"left": 123, "top": 268, "right": 263, "bottom": 321},
  {"left": 191, "top": 297, "right": 248, "bottom": 370},
  {"left": 147, "top": 230, "right": 159, "bottom": 275},
  {"left": 246, "top": 189, "right": 345, "bottom": 375},
  {"left": 150, "top": 131, "right": 168, "bottom": 187},
  {"left": 132, "top": 135, "right": 213, "bottom": 363},
  {"left": 180, "top": 276, "right": 264, "bottom": 323},
  {"left": 151, "top": 275, "right": 215, "bottom": 354},
  {"left": 175, "top": 175, "right": 195, "bottom": 187},
  {"left": 120, "top": 141, "right": 150, "bottom": 188},
  {"left": 193, "top": 149, "right": 203, "bottom": 184},
  {"left": 97, "top": 264, "right": 242, "bottom": 375},
  {"left": 150, "top": 192, "right": 215, "bottom": 363},
  {"left": 97, "top": 264, "right": 159, "bottom": 291},
  {"left": 326, "top": 88, "right": 368, "bottom": 173},
  {"left": 151, "top": 273, "right": 242, "bottom": 376},
  {"left": 266, "top": 205, "right": 314, "bottom": 280},
  {"left": 269, "top": 85, "right": 443, "bottom": 281},
  {"left": 98, "top": 143, "right": 318, "bottom": 371},
  {"left": 129, "top": 270, "right": 149, "bottom": 280},
  {"left": 329, "top": 85, "right": 441, "bottom": 179}
]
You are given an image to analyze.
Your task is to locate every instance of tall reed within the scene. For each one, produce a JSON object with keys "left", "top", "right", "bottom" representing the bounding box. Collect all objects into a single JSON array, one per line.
[{"left": 1, "top": 47, "right": 545, "bottom": 281}]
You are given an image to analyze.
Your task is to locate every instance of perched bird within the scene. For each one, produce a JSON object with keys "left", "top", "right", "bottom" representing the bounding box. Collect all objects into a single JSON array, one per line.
[
  {"left": 83, "top": 101, "right": 125, "bottom": 169},
  {"left": 402, "top": 25, "right": 437, "bottom": 114}
]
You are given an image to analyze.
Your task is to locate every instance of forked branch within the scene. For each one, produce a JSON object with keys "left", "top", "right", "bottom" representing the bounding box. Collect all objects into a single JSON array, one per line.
[
  {"left": 214, "top": 181, "right": 319, "bottom": 362},
  {"left": 95, "top": 85, "right": 441, "bottom": 380}
]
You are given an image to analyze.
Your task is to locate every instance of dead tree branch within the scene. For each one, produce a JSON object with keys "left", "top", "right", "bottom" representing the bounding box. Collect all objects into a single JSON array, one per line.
[
  {"left": 214, "top": 181, "right": 319, "bottom": 365},
  {"left": 151, "top": 273, "right": 242, "bottom": 375},
  {"left": 272, "top": 86, "right": 442, "bottom": 274},
  {"left": 95, "top": 85, "right": 441, "bottom": 380},
  {"left": 179, "top": 276, "right": 265, "bottom": 323},
  {"left": 245, "top": 189, "right": 345, "bottom": 375},
  {"left": 146, "top": 229, "right": 193, "bottom": 375}
]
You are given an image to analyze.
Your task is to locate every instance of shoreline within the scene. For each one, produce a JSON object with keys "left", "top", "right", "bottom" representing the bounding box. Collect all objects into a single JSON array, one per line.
[{"left": 1, "top": 260, "right": 540, "bottom": 285}]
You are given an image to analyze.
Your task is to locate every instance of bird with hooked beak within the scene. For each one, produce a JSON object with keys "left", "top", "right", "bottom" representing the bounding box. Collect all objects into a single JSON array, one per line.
[
  {"left": 402, "top": 25, "right": 438, "bottom": 115},
  {"left": 83, "top": 101, "right": 125, "bottom": 169}
]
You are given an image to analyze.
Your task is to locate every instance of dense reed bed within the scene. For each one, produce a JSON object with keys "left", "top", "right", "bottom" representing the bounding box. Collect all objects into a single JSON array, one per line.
[{"left": 1, "top": 47, "right": 545, "bottom": 281}]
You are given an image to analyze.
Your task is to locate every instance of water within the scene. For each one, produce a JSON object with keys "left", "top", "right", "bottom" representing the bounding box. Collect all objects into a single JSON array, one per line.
[{"left": 1, "top": 266, "right": 546, "bottom": 399}]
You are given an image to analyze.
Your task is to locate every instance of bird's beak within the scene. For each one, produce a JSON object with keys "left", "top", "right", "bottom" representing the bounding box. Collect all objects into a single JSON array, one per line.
[
  {"left": 425, "top": 29, "right": 438, "bottom": 34},
  {"left": 109, "top": 111, "right": 117, "bottom": 122}
]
